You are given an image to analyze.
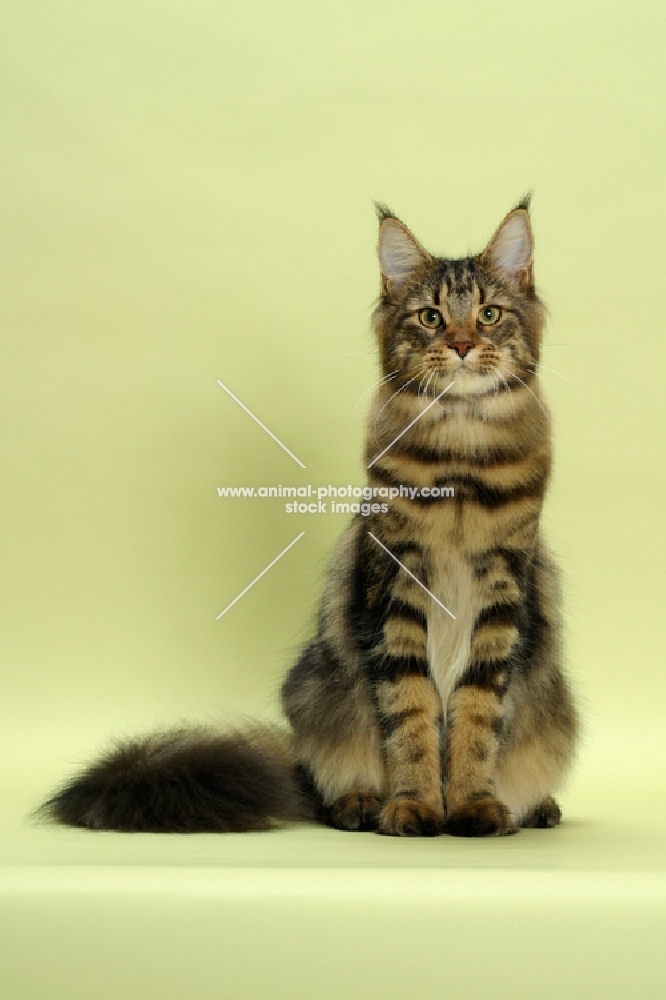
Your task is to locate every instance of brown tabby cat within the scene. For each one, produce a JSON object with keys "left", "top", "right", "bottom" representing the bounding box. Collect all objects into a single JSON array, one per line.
[{"left": 40, "top": 199, "right": 578, "bottom": 837}]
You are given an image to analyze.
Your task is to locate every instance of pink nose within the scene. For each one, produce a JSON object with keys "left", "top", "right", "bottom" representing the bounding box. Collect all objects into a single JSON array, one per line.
[{"left": 449, "top": 341, "right": 473, "bottom": 359}]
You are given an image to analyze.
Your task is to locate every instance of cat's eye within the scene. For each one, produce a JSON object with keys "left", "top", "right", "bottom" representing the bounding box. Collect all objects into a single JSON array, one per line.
[
  {"left": 418, "top": 308, "right": 443, "bottom": 329},
  {"left": 478, "top": 305, "right": 502, "bottom": 326}
]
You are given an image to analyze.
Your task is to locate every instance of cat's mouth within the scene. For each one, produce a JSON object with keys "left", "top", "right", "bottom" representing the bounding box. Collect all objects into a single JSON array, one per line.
[
  {"left": 422, "top": 352, "right": 489, "bottom": 378},
  {"left": 428, "top": 364, "right": 500, "bottom": 398}
]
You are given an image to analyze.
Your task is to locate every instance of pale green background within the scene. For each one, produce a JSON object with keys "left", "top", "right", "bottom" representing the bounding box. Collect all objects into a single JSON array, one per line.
[{"left": 1, "top": 1, "right": 665, "bottom": 997}]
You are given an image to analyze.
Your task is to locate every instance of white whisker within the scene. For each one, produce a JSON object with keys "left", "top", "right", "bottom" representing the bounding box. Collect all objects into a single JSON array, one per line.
[
  {"left": 490, "top": 365, "right": 516, "bottom": 416},
  {"left": 373, "top": 363, "right": 429, "bottom": 428},
  {"left": 504, "top": 367, "right": 548, "bottom": 415},
  {"left": 526, "top": 361, "right": 579, "bottom": 391},
  {"left": 417, "top": 368, "right": 433, "bottom": 399},
  {"left": 351, "top": 369, "right": 401, "bottom": 414}
]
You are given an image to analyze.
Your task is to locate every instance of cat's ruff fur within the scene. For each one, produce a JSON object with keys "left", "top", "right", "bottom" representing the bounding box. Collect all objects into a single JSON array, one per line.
[{"left": 39, "top": 201, "right": 578, "bottom": 838}]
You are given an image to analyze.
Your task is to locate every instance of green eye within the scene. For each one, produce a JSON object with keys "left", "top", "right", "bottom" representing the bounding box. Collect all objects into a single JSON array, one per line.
[
  {"left": 478, "top": 305, "right": 502, "bottom": 326},
  {"left": 419, "top": 308, "right": 442, "bottom": 329}
]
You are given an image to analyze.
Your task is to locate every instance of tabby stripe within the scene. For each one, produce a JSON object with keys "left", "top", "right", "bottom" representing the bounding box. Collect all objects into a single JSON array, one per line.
[
  {"left": 380, "top": 707, "right": 423, "bottom": 738},
  {"left": 395, "top": 310, "right": 415, "bottom": 327},
  {"left": 473, "top": 547, "right": 528, "bottom": 580},
  {"left": 456, "top": 659, "right": 512, "bottom": 695},
  {"left": 370, "top": 464, "right": 546, "bottom": 509},
  {"left": 474, "top": 602, "right": 521, "bottom": 630},
  {"left": 389, "top": 441, "right": 531, "bottom": 466},
  {"left": 491, "top": 716, "right": 505, "bottom": 738},
  {"left": 437, "top": 474, "right": 545, "bottom": 509},
  {"left": 368, "top": 464, "right": 417, "bottom": 493},
  {"left": 470, "top": 624, "right": 518, "bottom": 665},
  {"left": 383, "top": 620, "right": 429, "bottom": 659},
  {"left": 387, "top": 599, "right": 428, "bottom": 630}
]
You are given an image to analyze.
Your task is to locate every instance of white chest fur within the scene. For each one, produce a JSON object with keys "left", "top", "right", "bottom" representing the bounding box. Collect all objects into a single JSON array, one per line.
[{"left": 426, "top": 552, "right": 478, "bottom": 713}]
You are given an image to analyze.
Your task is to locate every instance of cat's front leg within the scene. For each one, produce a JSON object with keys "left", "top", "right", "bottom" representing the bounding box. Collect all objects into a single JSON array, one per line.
[
  {"left": 444, "top": 602, "right": 521, "bottom": 837},
  {"left": 369, "top": 590, "right": 444, "bottom": 834},
  {"left": 365, "top": 534, "right": 445, "bottom": 836},
  {"left": 374, "top": 673, "right": 445, "bottom": 836}
]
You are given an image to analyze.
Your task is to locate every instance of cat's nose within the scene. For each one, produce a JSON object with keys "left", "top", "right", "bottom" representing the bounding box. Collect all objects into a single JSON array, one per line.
[{"left": 449, "top": 341, "right": 473, "bottom": 359}]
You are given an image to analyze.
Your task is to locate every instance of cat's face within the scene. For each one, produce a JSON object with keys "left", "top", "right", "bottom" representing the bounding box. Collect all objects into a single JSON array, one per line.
[{"left": 373, "top": 205, "right": 545, "bottom": 399}]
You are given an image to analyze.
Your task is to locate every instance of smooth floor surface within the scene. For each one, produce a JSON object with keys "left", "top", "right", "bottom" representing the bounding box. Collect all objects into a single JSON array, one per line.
[{"left": 2, "top": 766, "right": 665, "bottom": 1000}]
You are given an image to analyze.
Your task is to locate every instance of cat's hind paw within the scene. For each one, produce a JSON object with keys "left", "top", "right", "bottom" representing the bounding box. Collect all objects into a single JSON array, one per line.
[
  {"left": 520, "top": 795, "right": 562, "bottom": 829},
  {"left": 327, "top": 791, "right": 382, "bottom": 832}
]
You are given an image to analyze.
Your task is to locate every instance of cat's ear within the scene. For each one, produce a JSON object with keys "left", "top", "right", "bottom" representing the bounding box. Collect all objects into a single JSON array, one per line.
[
  {"left": 481, "top": 205, "right": 533, "bottom": 291},
  {"left": 377, "top": 212, "right": 431, "bottom": 294}
]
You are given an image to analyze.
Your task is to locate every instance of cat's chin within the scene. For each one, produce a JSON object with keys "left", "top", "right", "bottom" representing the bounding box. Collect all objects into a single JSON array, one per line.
[{"left": 433, "top": 368, "right": 496, "bottom": 399}]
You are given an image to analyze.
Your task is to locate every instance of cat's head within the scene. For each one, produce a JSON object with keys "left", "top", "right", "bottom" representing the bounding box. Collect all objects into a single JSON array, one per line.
[{"left": 373, "top": 200, "right": 545, "bottom": 399}]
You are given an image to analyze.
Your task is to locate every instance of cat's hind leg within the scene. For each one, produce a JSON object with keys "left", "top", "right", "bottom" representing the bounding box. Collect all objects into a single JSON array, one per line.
[
  {"left": 493, "top": 726, "right": 571, "bottom": 828},
  {"left": 281, "top": 639, "right": 386, "bottom": 832}
]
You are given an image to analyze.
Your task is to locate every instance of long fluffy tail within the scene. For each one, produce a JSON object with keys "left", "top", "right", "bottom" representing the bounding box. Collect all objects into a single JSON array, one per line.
[{"left": 37, "top": 725, "right": 317, "bottom": 832}]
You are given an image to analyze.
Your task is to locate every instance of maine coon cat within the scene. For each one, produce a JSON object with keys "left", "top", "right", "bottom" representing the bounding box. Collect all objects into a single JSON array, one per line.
[{"left": 40, "top": 200, "right": 578, "bottom": 837}]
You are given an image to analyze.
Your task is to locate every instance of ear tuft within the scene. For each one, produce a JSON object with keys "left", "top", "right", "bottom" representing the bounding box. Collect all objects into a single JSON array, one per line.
[
  {"left": 374, "top": 201, "right": 396, "bottom": 223},
  {"left": 515, "top": 191, "right": 533, "bottom": 214},
  {"left": 377, "top": 217, "right": 430, "bottom": 291},
  {"left": 481, "top": 207, "right": 533, "bottom": 290}
]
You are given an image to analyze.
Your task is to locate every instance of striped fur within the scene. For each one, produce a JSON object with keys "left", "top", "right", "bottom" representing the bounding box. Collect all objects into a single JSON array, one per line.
[
  {"left": 283, "top": 200, "right": 578, "bottom": 836},
  {"left": 39, "top": 202, "right": 578, "bottom": 837}
]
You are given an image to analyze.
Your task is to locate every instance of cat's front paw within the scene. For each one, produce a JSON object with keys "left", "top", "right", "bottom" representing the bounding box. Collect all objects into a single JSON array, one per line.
[
  {"left": 378, "top": 798, "right": 445, "bottom": 837},
  {"left": 445, "top": 797, "right": 518, "bottom": 837}
]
